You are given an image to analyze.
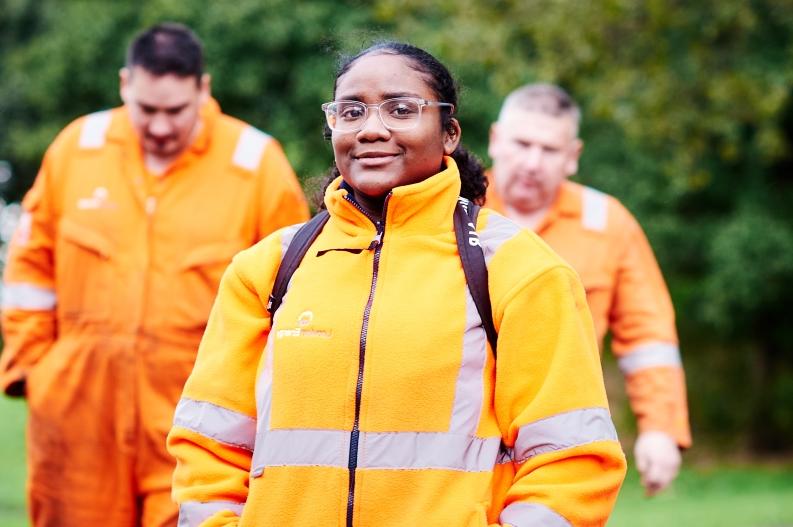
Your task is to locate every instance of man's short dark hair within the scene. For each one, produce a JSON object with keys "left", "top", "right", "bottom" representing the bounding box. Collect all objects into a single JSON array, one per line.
[{"left": 126, "top": 23, "right": 203, "bottom": 82}]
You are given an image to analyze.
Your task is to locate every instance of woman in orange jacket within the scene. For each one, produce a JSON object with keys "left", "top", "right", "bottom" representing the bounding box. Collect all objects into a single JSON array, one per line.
[{"left": 167, "top": 42, "right": 627, "bottom": 527}]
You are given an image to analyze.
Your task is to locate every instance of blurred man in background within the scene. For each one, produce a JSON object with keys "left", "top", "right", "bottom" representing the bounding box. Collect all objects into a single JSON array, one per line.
[
  {"left": 487, "top": 83, "right": 691, "bottom": 496},
  {"left": 0, "top": 22, "right": 308, "bottom": 526}
]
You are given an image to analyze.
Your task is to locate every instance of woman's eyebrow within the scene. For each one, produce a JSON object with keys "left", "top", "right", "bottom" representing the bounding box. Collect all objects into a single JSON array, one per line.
[{"left": 333, "top": 91, "right": 423, "bottom": 102}]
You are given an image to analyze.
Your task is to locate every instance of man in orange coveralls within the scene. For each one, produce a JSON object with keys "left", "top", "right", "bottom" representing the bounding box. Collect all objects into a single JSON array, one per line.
[
  {"left": 487, "top": 83, "right": 691, "bottom": 496},
  {"left": 0, "top": 23, "right": 308, "bottom": 527}
]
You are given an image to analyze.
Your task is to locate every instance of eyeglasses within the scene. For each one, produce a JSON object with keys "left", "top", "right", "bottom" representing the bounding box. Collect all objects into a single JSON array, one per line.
[{"left": 321, "top": 97, "right": 455, "bottom": 133}]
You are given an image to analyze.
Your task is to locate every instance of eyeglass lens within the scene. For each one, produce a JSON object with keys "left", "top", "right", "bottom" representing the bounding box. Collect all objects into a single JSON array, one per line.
[{"left": 326, "top": 98, "right": 423, "bottom": 132}]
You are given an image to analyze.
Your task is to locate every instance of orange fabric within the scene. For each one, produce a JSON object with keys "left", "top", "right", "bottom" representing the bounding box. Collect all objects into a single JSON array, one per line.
[
  {"left": 0, "top": 99, "right": 309, "bottom": 526},
  {"left": 487, "top": 178, "right": 691, "bottom": 447}
]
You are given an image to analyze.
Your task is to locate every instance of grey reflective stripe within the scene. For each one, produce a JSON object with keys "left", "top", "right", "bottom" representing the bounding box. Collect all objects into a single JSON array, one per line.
[
  {"left": 449, "top": 289, "right": 487, "bottom": 434},
  {"left": 172, "top": 398, "right": 256, "bottom": 451},
  {"left": 279, "top": 223, "right": 303, "bottom": 291},
  {"left": 256, "top": 224, "right": 304, "bottom": 429},
  {"left": 255, "top": 325, "right": 276, "bottom": 439},
  {"left": 250, "top": 429, "right": 501, "bottom": 475},
  {"left": 499, "top": 502, "right": 572, "bottom": 527},
  {"left": 279, "top": 223, "right": 304, "bottom": 258},
  {"left": 359, "top": 431, "right": 500, "bottom": 471},
  {"left": 513, "top": 407, "right": 618, "bottom": 463},
  {"left": 1, "top": 283, "right": 57, "bottom": 310},
  {"left": 178, "top": 501, "right": 244, "bottom": 527},
  {"left": 232, "top": 126, "right": 271, "bottom": 170},
  {"left": 78, "top": 111, "right": 112, "bottom": 149},
  {"left": 252, "top": 222, "right": 309, "bottom": 477},
  {"left": 581, "top": 186, "right": 608, "bottom": 232},
  {"left": 252, "top": 429, "right": 349, "bottom": 470},
  {"left": 479, "top": 213, "right": 522, "bottom": 264},
  {"left": 618, "top": 341, "right": 682, "bottom": 375}
]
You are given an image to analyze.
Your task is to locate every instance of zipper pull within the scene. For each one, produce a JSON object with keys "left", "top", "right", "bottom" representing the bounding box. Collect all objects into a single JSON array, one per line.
[
  {"left": 368, "top": 232, "right": 382, "bottom": 250},
  {"left": 368, "top": 222, "right": 383, "bottom": 250}
]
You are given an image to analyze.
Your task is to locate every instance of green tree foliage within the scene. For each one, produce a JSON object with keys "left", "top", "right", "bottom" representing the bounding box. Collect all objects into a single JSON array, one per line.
[
  {"left": 0, "top": 0, "right": 389, "bottom": 198},
  {"left": 1, "top": 0, "right": 792, "bottom": 451}
]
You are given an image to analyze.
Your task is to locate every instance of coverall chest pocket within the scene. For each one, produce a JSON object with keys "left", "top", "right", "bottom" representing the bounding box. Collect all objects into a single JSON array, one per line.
[
  {"left": 171, "top": 241, "right": 243, "bottom": 331},
  {"left": 55, "top": 218, "right": 114, "bottom": 322}
]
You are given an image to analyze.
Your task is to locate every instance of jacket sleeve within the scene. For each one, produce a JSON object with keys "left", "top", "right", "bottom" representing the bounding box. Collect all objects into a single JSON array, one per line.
[
  {"left": 609, "top": 214, "right": 692, "bottom": 448},
  {"left": 493, "top": 264, "right": 627, "bottom": 527},
  {"left": 0, "top": 151, "right": 59, "bottom": 396},
  {"left": 167, "top": 234, "right": 286, "bottom": 527},
  {"left": 255, "top": 140, "right": 310, "bottom": 238}
]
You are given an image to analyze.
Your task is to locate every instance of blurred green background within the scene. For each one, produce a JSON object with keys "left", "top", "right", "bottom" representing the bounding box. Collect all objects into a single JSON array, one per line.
[{"left": 1, "top": 0, "right": 793, "bottom": 524}]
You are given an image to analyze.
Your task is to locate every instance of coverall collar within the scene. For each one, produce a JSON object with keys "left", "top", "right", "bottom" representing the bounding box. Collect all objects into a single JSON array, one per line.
[
  {"left": 110, "top": 97, "right": 222, "bottom": 173},
  {"left": 534, "top": 180, "right": 580, "bottom": 235}
]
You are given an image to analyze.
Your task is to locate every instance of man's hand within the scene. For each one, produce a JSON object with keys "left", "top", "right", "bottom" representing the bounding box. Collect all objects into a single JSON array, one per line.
[{"left": 634, "top": 430, "right": 681, "bottom": 496}]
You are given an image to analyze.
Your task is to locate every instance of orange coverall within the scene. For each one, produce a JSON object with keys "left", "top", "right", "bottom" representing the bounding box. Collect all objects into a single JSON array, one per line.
[
  {"left": 0, "top": 99, "right": 309, "bottom": 527},
  {"left": 487, "top": 180, "right": 691, "bottom": 448}
]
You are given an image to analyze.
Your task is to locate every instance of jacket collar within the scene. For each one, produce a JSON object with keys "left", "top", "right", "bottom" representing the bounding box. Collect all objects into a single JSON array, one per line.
[{"left": 323, "top": 156, "right": 462, "bottom": 240}]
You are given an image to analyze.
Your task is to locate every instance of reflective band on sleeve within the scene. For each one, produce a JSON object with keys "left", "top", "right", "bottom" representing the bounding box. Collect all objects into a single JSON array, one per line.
[
  {"left": 172, "top": 398, "right": 256, "bottom": 451},
  {"left": 512, "top": 407, "right": 618, "bottom": 463},
  {"left": 618, "top": 341, "right": 682, "bottom": 375},
  {"left": 232, "top": 126, "right": 271, "bottom": 171},
  {"left": 1, "top": 283, "right": 57, "bottom": 310},
  {"left": 250, "top": 429, "right": 502, "bottom": 476},
  {"left": 448, "top": 289, "right": 487, "bottom": 435},
  {"left": 581, "top": 186, "right": 608, "bottom": 232},
  {"left": 479, "top": 213, "right": 522, "bottom": 264},
  {"left": 178, "top": 501, "right": 244, "bottom": 527},
  {"left": 78, "top": 111, "right": 112, "bottom": 149},
  {"left": 499, "top": 502, "right": 572, "bottom": 527}
]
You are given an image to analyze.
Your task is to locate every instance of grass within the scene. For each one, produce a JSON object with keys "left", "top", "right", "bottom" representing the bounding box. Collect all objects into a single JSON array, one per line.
[
  {"left": 0, "top": 396, "right": 26, "bottom": 527},
  {"left": 610, "top": 463, "right": 793, "bottom": 526},
  {"left": 1, "top": 396, "right": 792, "bottom": 526}
]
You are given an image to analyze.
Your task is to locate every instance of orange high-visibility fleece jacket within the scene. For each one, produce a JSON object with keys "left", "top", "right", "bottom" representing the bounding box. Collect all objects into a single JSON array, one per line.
[
  {"left": 487, "top": 179, "right": 691, "bottom": 448},
  {"left": 168, "top": 158, "right": 626, "bottom": 527},
  {"left": 0, "top": 99, "right": 309, "bottom": 525}
]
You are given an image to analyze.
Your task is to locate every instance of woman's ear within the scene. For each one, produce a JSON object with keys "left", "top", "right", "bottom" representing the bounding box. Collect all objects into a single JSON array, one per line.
[{"left": 443, "top": 118, "right": 462, "bottom": 155}]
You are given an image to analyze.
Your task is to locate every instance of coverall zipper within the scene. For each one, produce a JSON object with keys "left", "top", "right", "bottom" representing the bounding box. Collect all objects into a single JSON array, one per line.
[{"left": 345, "top": 194, "right": 389, "bottom": 527}]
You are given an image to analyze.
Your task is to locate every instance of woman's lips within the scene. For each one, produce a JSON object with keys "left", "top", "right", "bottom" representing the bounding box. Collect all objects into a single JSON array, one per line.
[{"left": 354, "top": 151, "right": 399, "bottom": 166}]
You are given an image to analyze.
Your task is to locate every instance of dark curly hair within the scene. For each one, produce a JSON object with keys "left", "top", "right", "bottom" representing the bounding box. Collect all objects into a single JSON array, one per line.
[{"left": 316, "top": 41, "right": 487, "bottom": 208}]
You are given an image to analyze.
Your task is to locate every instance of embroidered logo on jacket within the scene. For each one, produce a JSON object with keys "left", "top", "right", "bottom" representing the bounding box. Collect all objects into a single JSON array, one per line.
[{"left": 277, "top": 310, "right": 332, "bottom": 339}]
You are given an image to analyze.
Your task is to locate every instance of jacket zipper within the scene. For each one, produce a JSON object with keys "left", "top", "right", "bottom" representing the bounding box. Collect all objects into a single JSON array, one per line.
[{"left": 345, "top": 194, "right": 388, "bottom": 527}]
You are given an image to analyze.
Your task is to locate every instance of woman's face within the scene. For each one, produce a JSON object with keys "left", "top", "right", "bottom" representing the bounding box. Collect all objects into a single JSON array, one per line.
[{"left": 331, "top": 53, "right": 461, "bottom": 203}]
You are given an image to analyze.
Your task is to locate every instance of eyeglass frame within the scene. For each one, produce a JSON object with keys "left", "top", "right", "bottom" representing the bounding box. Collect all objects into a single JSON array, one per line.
[{"left": 321, "top": 97, "right": 456, "bottom": 133}]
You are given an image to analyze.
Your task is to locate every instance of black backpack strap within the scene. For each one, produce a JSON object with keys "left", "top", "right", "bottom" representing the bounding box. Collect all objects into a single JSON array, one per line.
[
  {"left": 453, "top": 198, "right": 498, "bottom": 357},
  {"left": 266, "top": 210, "right": 330, "bottom": 317}
]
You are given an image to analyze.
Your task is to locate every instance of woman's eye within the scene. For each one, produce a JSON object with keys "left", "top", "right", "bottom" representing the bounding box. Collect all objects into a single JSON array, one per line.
[
  {"left": 339, "top": 106, "right": 365, "bottom": 120},
  {"left": 388, "top": 102, "right": 418, "bottom": 118}
]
